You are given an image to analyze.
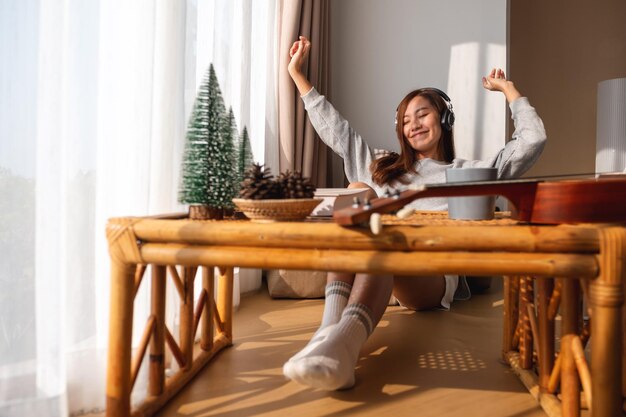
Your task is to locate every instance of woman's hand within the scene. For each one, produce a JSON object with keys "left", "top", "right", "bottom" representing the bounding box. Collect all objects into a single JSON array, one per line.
[
  {"left": 288, "top": 36, "right": 313, "bottom": 96},
  {"left": 288, "top": 36, "right": 311, "bottom": 77},
  {"left": 482, "top": 68, "right": 521, "bottom": 103}
]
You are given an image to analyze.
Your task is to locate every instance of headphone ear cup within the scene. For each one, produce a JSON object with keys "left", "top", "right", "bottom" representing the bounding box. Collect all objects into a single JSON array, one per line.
[{"left": 441, "top": 109, "right": 455, "bottom": 131}]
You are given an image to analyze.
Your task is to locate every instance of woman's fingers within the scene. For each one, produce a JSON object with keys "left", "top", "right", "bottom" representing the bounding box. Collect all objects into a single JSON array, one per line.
[
  {"left": 289, "top": 43, "right": 296, "bottom": 58},
  {"left": 291, "top": 38, "right": 311, "bottom": 58}
]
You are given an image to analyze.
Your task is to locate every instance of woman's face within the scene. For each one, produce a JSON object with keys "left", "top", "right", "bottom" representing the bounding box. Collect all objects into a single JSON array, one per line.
[{"left": 402, "top": 95, "right": 443, "bottom": 160}]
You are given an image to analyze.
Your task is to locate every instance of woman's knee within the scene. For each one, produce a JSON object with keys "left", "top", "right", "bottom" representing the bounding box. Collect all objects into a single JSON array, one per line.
[
  {"left": 347, "top": 181, "right": 377, "bottom": 200},
  {"left": 392, "top": 275, "right": 446, "bottom": 311}
]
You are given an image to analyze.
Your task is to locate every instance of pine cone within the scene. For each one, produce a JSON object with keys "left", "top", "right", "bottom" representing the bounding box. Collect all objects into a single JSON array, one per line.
[
  {"left": 239, "top": 163, "right": 282, "bottom": 199},
  {"left": 275, "top": 170, "right": 316, "bottom": 199}
]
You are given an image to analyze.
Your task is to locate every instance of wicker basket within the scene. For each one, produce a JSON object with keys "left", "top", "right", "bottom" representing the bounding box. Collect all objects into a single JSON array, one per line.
[{"left": 232, "top": 198, "right": 323, "bottom": 221}]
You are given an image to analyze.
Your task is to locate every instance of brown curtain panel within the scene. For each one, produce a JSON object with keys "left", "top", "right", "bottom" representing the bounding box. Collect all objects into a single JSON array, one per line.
[{"left": 277, "top": 0, "right": 332, "bottom": 187}]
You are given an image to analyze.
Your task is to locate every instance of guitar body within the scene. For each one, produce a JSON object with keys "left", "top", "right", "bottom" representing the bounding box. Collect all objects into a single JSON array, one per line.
[
  {"left": 531, "top": 179, "right": 626, "bottom": 224},
  {"left": 333, "top": 177, "right": 626, "bottom": 226}
]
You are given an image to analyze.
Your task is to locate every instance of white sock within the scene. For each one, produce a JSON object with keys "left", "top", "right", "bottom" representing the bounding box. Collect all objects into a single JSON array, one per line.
[
  {"left": 320, "top": 281, "right": 352, "bottom": 328},
  {"left": 285, "top": 281, "right": 352, "bottom": 364},
  {"left": 283, "top": 303, "right": 373, "bottom": 390}
]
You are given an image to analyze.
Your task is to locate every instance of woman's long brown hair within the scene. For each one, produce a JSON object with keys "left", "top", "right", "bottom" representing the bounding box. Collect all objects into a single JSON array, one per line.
[{"left": 370, "top": 88, "right": 455, "bottom": 186}]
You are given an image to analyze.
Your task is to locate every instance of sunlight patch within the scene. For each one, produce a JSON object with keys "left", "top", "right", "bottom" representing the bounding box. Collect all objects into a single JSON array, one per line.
[
  {"left": 382, "top": 383, "right": 418, "bottom": 395},
  {"left": 369, "top": 346, "right": 389, "bottom": 356},
  {"left": 236, "top": 341, "right": 291, "bottom": 351},
  {"left": 270, "top": 334, "right": 314, "bottom": 342},
  {"left": 417, "top": 350, "right": 487, "bottom": 371},
  {"left": 238, "top": 367, "right": 284, "bottom": 376},
  {"left": 236, "top": 376, "right": 271, "bottom": 383}
]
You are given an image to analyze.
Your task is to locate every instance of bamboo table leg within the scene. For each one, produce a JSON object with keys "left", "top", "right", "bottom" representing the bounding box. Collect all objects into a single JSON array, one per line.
[
  {"left": 590, "top": 227, "right": 625, "bottom": 417},
  {"left": 503, "top": 276, "right": 520, "bottom": 360},
  {"left": 149, "top": 265, "right": 166, "bottom": 396},
  {"left": 520, "top": 276, "right": 534, "bottom": 369},
  {"left": 201, "top": 266, "right": 215, "bottom": 351},
  {"left": 561, "top": 279, "right": 581, "bottom": 416},
  {"left": 106, "top": 260, "right": 136, "bottom": 417},
  {"left": 180, "top": 267, "right": 197, "bottom": 370},
  {"left": 106, "top": 218, "right": 144, "bottom": 417},
  {"left": 537, "top": 277, "right": 555, "bottom": 391},
  {"left": 217, "top": 267, "right": 234, "bottom": 342}
]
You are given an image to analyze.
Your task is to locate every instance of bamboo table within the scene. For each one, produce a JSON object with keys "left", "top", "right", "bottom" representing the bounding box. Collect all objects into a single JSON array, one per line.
[{"left": 105, "top": 213, "right": 625, "bottom": 417}]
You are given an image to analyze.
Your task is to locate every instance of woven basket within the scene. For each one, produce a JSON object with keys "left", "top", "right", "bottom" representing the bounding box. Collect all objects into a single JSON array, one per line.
[{"left": 232, "top": 198, "right": 323, "bottom": 221}]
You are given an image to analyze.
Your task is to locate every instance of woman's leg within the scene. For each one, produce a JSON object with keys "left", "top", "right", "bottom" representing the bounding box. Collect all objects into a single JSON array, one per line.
[
  {"left": 287, "top": 181, "right": 378, "bottom": 347},
  {"left": 283, "top": 273, "right": 393, "bottom": 390},
  {"left": 392, "top": 275, "right": 446, "bottom": 311},
  {"left": 319, "top": 272, "right": 354, "bottom": 328},
  {"left": 283, "top": 272, "right": 355, "bottom": 365},
  {"left": 284, "top": 181, "right": 387, "bottom": 390}
]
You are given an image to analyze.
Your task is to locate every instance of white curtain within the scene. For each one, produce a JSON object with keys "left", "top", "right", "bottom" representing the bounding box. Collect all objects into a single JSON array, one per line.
[
  {"left": 199, "top": 0, "right": 279, "bottom": 174},
  {"left": 0, "top": 0, "right": 276, "bottom": 415},
  {"left": 197, "top": 0, "right": 278, "bottom": 301}
]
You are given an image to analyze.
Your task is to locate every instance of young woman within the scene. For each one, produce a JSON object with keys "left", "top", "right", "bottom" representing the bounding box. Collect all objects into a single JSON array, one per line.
[{"left": 282, "top": 36, "right": 546, "bottom": 391}]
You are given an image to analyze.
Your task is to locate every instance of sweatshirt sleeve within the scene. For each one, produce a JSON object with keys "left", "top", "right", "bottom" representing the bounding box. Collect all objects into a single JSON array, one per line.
[
  {"left": 490, "top": 97, "right": 547, "bottom": 179},
  {"left": 301, "top": 87, "right": 377, "bottom": 185}
]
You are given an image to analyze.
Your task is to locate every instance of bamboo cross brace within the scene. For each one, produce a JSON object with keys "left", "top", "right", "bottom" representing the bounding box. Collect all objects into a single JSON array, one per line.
[
  {"left": 546, "top": 323, "right": 591, "bottom": 395},
  {"left": 571, "top": 335, "right": 592, "bottom": 411},
  {"left": 526, "top": 303, "right": 540, "bottom": 364},
  {"left": 548, "top": 353, "right": 562, "bottom": 394},
  {"left": 167, "top": 265, "right": 185, "bottom": 301},
  {"left": 130, "top": 315, "right": 156, "bottom": 390},
  {"left": 193, "top": 289, "right": 208, "bottom": 339},
  {"left": 547, "top": 280, "right": 562, "bottom": 321},
  {"left": 212, "top": 301, "right": 225, "bottom": 334},
  {"left": 133, "top": 264, "right": 147, "bottom": 299},
  {"left": 164, "top": 325, "right": 186, "bottom": 369}
]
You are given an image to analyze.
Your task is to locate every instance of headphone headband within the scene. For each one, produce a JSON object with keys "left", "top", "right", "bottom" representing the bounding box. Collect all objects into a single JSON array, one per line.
[{"left": 424, "top": 87, "right": 452, "bottom": 104}]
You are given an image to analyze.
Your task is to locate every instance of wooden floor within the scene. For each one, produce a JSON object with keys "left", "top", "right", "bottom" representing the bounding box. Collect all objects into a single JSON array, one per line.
[{"left": 153, "top": 278, "right": 555, "bottom": 417}]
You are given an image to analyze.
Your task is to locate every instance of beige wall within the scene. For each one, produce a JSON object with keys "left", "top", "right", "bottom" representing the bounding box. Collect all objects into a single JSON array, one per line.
[{"left": 509, "top": 0, "right": 626, "bottom": 176}]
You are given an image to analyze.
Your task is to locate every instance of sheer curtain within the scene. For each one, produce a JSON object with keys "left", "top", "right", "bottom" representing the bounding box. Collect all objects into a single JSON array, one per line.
[
  {"left": 197, "top": 0, "right": 278, "bottom": 301},
  {"left": 0, "top": 1, "right": 275, "bottom": 415}
]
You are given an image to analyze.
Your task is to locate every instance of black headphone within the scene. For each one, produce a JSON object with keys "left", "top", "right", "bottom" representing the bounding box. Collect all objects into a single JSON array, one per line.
[{"left": 395, "top": 88, "right": 455, "bottom": 131}]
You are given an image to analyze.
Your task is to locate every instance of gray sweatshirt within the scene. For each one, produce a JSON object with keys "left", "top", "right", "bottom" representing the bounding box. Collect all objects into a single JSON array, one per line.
[
  {"left": 301, "top": 87, "right": 547, "bottom": 211},
  {"left": 301, "top": 87, "right": 547, "bottom": 308}
]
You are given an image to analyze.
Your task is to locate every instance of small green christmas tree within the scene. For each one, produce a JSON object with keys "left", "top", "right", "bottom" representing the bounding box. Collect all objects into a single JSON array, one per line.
[
  {"left": 179, "top": 64, "right": 239, "bottom": 218},
  {"left": 178, "top": 68, "right": 214, "bottom": 208},
  {"left": 209, "top": 106, "right": 238, "bottom": 211},
  {"left": 236, "top": 126, "right": 254, "bottom": 189}
]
